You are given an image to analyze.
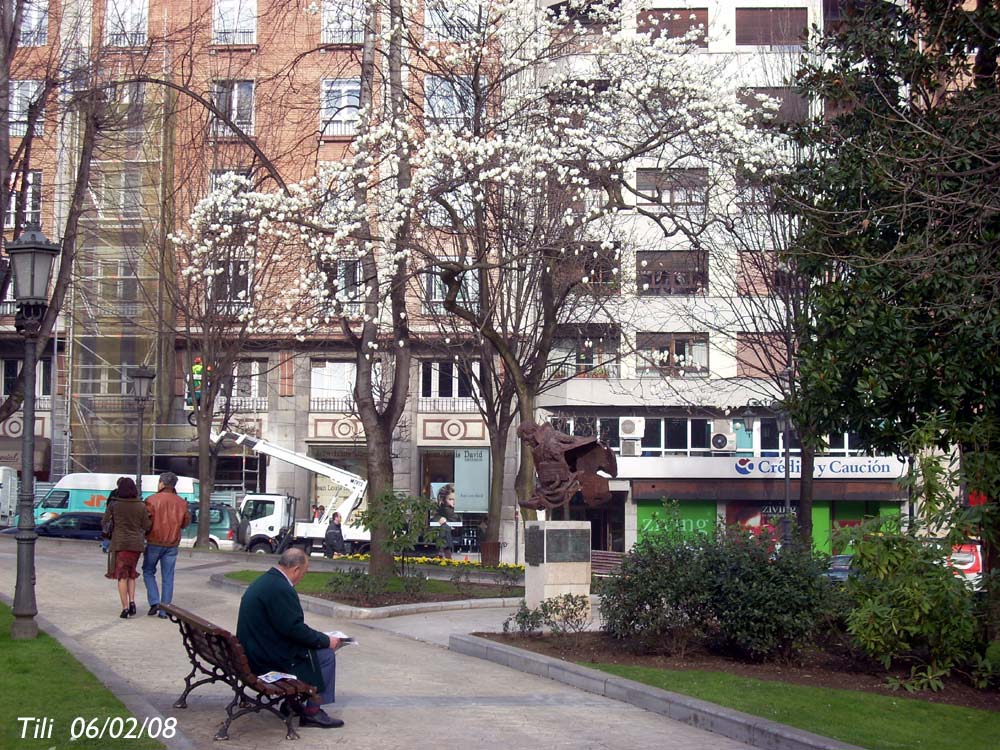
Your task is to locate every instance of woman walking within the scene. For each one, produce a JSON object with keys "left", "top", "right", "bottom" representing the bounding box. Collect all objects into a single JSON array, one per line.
[{"left": 102, "top": 477, "right": 151, "bottom": 619}]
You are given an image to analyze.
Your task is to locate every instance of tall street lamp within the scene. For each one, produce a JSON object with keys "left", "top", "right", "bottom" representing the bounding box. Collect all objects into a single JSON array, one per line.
[
  {"left": 131, "top": 366, "right": 156, "bottom": 493},
  {"left": 8, "top": 226, "right": 59, "bottom": 640}
]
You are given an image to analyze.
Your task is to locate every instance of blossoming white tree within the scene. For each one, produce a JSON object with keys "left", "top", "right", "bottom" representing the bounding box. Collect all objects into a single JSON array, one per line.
[{"left": 171, "top": 0, "right": 782, "bottom": 570}]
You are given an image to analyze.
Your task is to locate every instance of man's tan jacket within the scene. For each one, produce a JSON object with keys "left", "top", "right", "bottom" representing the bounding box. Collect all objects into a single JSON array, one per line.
[{"left": 146, "top": 489, "right": 191, "bottom": 547}]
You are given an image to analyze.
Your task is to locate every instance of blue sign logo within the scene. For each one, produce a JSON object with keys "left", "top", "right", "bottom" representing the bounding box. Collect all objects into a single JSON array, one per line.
[{"left": 735, "top": 458, "right": 755, "bottom": 475}]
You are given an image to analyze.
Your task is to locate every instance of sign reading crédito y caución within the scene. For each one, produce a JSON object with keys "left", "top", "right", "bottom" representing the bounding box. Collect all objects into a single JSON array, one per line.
[{"left": 616, "top": 455, "right": 907, "bottom": 480}]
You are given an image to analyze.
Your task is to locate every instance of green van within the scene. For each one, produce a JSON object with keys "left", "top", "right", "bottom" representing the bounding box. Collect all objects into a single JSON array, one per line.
[{"left": 180, "top": 503, "right": 244, "bottom": 551}]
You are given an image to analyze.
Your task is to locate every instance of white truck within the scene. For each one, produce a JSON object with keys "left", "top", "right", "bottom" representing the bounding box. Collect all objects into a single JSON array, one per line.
[
  {"left": 211, "top": 430, "right": 370, "bottom": 555},
  {"left": 0, "top": 466, "right": 17, "bottom": 527}
]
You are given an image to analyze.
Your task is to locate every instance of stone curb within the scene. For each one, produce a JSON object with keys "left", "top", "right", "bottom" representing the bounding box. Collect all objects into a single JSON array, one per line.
[
  {"left": 448, "top": 634, "right": 863, "bottom": 750},
  {"left": 209, "top": 573, "right": 525, "bottom": 619},
  {"left": 0, "top": 592, "right": 197, "bottom": 750}
]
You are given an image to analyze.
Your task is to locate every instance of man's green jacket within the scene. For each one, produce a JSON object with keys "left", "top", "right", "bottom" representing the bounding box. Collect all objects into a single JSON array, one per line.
[{"left": 236, "top": 568, "right": 330, "bottom": 690}]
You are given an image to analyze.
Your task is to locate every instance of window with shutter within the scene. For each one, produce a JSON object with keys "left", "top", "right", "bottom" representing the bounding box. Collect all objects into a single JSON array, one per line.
[
  {"left": 636, "top": 8, "right": 708, "bottom": 47},
  {"left": 734, "top": 7, "right": 808, "bottom": 46}
]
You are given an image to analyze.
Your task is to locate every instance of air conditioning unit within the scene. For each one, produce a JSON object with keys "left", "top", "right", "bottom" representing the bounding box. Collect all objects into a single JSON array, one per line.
[
  {"left": 619, "top": 416, "right": 645, "bottom": 439},
  {"left": 711, "top": 432, "right": 737, "bottom": 451},
  {"left": 620, "top": 439, "right": 642, "bottom": 457}
]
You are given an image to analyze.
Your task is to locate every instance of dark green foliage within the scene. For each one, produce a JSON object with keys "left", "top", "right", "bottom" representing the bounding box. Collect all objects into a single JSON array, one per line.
[
  {"left": 839, "top": 519, "right": 977, "bottom": 686},
  {"left": 600, "top": 509, "right": 829, "bottom": 659},
  {"left": 326, "top": 568, "right": 388, "bottom": 606},
  {"left": 788, "top": 0, "right": 1000, "bottom": 639},
  {"left": 537, "top": 594, "right": 591, "bottom": 635},
  {"left": 354, "top": 491, "right": 444, "bottom": 576},
  {"left": 502, "top": 601, "right": 543, "bottom": 635}
]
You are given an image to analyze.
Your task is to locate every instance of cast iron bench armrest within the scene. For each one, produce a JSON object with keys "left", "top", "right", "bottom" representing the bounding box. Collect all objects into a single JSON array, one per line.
[{"left": 160, "top": 603, "right": 317, "bottom": 741}]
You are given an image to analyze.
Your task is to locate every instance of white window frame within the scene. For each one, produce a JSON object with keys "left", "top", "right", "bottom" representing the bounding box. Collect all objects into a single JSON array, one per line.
[
  {"left": 105, "top": 0, "right": 148, "bottom": 46},
  {"left": 5, "top": 170, "right": 41, "bottom": 228},
  {"left": 321, "top": 78, "right": 361, "bottom": 136},
  {"left": 214, "top": 0, "right": 257, "bottom": 44},
  {"left": 97, "top": 259, "right": 139, "bottom": 301},
  {"left": 210, "top": 256, "right": 253, "bottom": 306},
  {"left": 2, "top": 357, "right": 52, "bottom": 398},
  {"left": 420, "top": 360, "right": 480, "bottom": 399},
  {"left": 636, "top": 333, "right": 709, "bottom": 377},
  {"left": 424, "top": 75, "right": 474, "bottom": 130},
  {"left": 231, "top": 359, "right": 266, "bottom": 399},
  {"left": 423, "top": 264, "right": 479, "bottom": 314},
  {"left": 9, "top": 80, "right": 44, "bottom": 137},
  {"left": 18, "top": 0, "right": 48, "bottom": 46},
  {"left": 94, "top": 166, "right": 142, "bottom": 219},
  {"left": 310, "top": 360, "right": 356, "bottom": 405},
  {"left": 211, "top": 80, "right": 255, "bottom": 136},
  {"left": 321, "top": 0, "right": 363, "bottom": 44}
]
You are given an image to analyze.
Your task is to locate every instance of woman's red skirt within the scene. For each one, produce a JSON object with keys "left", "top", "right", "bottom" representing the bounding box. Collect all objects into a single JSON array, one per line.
[{"left": 106, "top": 550, "right": 141, "bottom": 580}]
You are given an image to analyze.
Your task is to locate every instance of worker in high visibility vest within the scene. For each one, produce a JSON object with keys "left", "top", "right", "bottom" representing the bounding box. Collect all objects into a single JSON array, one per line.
[{"left": 191, "top": 357, "right": 204, "bottom": 406}]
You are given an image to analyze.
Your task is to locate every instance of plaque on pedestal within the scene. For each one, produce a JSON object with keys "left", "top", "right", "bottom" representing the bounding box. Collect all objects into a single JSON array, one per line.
[{"left": 523, "top": 520, "right": 591, "bottom": 610}]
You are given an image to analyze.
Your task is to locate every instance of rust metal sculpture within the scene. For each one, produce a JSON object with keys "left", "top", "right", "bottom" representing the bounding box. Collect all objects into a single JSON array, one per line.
[{"left": 516, "top": 420, "right": 618, "bottom": 510}]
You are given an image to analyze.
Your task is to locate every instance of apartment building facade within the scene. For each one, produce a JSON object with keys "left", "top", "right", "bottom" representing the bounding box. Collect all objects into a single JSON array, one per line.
[{"left": 3, "top": 0, "right": 904, "bottom": 557}]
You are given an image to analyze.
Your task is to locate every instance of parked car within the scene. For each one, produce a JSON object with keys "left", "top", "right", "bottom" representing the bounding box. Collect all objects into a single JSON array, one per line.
[
  {"left": 0, "top": 512, "right": 104, "bottom": 541},
  {"left": 822, "top": 554, "right": 855, "bottom": 584},
  {"left": 179, "top": 503, "right": 245, "bottom": 551}
]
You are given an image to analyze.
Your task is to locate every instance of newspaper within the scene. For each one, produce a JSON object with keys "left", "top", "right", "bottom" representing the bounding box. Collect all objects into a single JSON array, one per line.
[
  {"left": 258, "top": 671, "right": 298, "bottom": 683},
  {"left": 326, "top": 630, "right": 358, "bottom": 648}
]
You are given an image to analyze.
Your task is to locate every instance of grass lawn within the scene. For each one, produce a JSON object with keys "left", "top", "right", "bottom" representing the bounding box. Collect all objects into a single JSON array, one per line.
[
  {"left": 0, "top": 604, "right": 164, "bottom": 750},
  {"left": 226, "top": 570, "right": 523, "bottom": 598},
  {"left": 585, "top": 663, "right": 1000, "bottom": 750}
]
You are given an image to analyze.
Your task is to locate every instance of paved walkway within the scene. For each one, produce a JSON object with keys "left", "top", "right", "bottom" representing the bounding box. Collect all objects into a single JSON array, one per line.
[{"left": 0, "top": 538, "right": 753, "bottom": 750}]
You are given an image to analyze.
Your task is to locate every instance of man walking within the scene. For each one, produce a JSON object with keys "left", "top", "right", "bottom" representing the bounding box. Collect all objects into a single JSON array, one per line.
[
  {"left": 237, "top": 548, "right": 344, "bottom": 729},
  {"left": 143, "top": 472, "right": 190, "bottom": 618}
]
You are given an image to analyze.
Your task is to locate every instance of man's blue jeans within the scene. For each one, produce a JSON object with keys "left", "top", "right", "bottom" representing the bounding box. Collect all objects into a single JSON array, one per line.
[{"left": 143, "top": 545, "right": 178, "bottom": 612}]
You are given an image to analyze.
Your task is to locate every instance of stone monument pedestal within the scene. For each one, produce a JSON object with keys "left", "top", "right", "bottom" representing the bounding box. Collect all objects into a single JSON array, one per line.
[{"left": 524, "top": 520, "right": 591, "bottom": 611}]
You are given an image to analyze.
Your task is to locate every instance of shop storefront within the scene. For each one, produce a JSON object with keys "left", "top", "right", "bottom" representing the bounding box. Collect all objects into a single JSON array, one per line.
[
  {"left": 420, "top": 447, "right": 490, "bottom": 550},
  {"left": 625, "top": 456, "right": 907, "bottom": 553}
]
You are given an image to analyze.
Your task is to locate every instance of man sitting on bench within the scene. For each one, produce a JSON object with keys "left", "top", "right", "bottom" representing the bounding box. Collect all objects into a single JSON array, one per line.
[{"left": 236, "top": 548, "right": 344, "bottom": 729}]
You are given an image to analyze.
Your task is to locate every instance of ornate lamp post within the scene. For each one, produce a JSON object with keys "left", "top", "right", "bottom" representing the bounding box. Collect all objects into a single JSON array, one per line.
[
  {"left": 131, "top": 366, "right": 156, "bottom": 493},
  {"left": 8, "top": 227, "right": 59, "bottom": 640}
]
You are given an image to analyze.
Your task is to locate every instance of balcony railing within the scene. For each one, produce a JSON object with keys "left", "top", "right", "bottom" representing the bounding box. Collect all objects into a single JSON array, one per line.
[
  {"left": 106, "top": 31, "right": 147, "bottom": 47},
  {"left": 223, "top": 396, "right": 267, "bottom": 412},
  {"left": 322, "top": 26, "right": 364, "bottom": 45},
  {"left": 211, "top": 118, "right": 255, "bottom": 137},
  {"left": 0, "top": 302, "right": 17, "bottom": 316},
  {"left": 417, "top": 397, "right": 479, "bottom": 413},
  {"left": 321, "top": 118, "right": 358, "bottom": 137},
  {"left": 544, "top": 362, "right": 621, "bottom": 380},
  {"left": 310, "top": 396, "right": 356, "bottom": 413},
  {"left": 213, "top": 29, "right": 257, "bottom": 45}
]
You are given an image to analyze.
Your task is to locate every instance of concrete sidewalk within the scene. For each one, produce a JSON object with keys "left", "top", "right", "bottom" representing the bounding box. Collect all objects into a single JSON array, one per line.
[{"left": 1, "top": 538, "right": 755, "bottom": 750}]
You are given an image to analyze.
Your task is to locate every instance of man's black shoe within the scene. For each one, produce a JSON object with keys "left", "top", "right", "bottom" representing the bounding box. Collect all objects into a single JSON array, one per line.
[
  {"left": 147, "top": 605, "right": 159, "bottom": 617},
  {"left": 299, "top": 709, "right": 344, "bottom": 729}
]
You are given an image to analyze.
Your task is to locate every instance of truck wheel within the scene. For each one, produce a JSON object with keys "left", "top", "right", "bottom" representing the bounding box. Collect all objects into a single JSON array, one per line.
[
  {"left": 208, "top": 539, "right": 219, "bottom": 550},
  {"left": 249, "top": 542, "right": 272, "bottom": 555}
]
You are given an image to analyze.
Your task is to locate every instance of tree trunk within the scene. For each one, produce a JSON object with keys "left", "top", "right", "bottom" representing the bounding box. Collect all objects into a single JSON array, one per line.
[
  {"left": 485, "top": 421, "right": 512, "bottom": 544},
  {"left": 195, "top": 412, "right": 216, "bottom": 548},
  {"left": 365, "top": 429, "right": 395, "bottom": 578},
  {"left": 798, "top": 442, "right": 815, "bottom": 547},
  {"left": 515, "top": 389, "right": 537, "bottom": 520}
]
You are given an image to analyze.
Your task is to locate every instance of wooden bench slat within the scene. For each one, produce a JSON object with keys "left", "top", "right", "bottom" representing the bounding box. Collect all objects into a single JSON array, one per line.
[{"left": 159, "top": 603, "right": 316, "bottom": 741}]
